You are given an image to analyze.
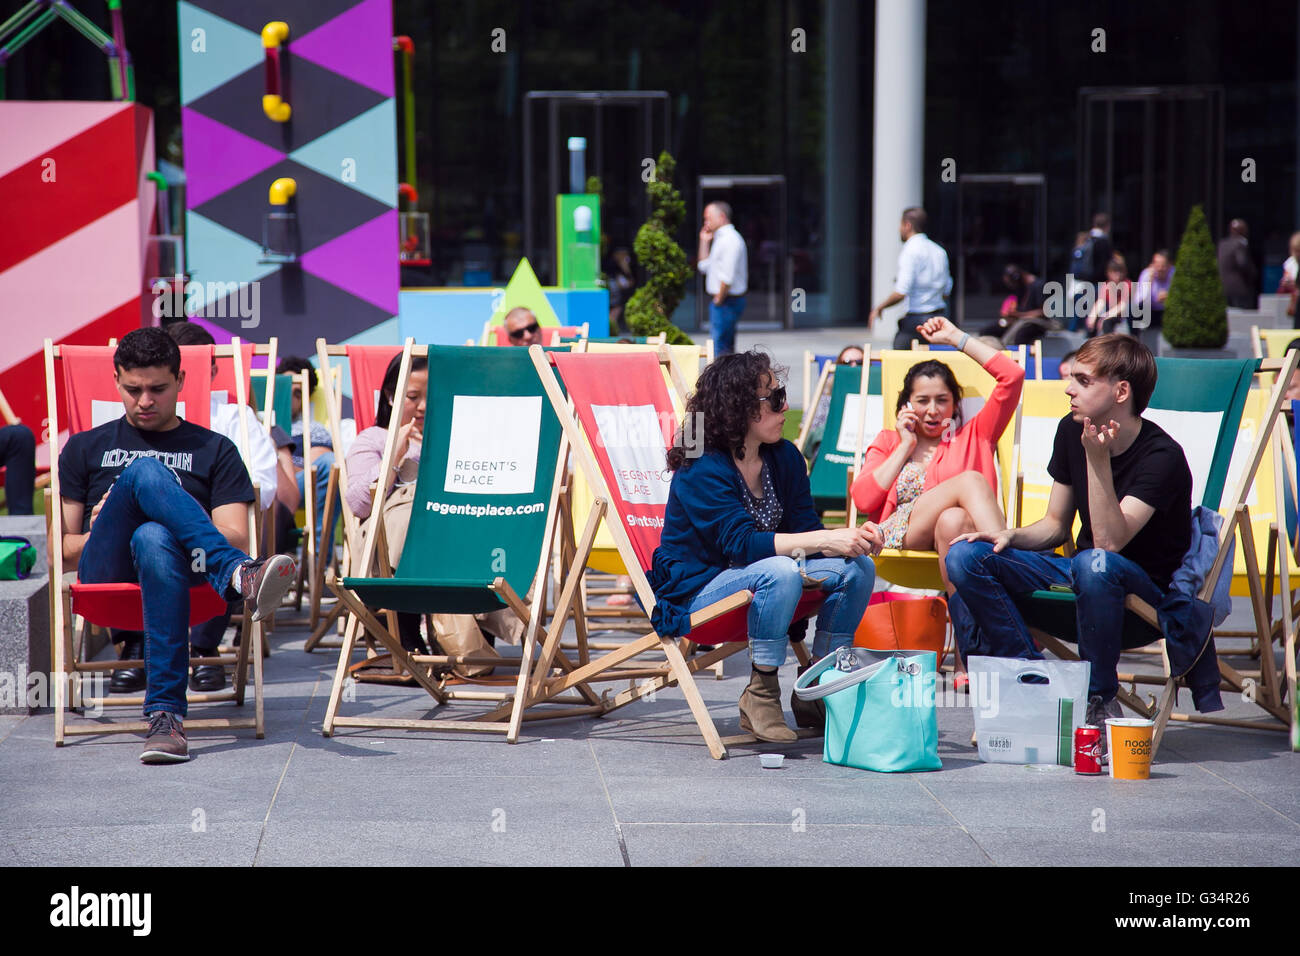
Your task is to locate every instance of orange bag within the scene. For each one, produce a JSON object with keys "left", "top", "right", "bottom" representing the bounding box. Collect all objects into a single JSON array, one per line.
[{"left": 853, "top": 593, "right": 949, "bottom": 667}]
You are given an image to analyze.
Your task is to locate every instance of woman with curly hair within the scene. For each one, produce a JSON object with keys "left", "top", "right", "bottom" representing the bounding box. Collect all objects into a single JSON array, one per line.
[{"left": 649, "top": 351, "right": 883, "bottom": 742}]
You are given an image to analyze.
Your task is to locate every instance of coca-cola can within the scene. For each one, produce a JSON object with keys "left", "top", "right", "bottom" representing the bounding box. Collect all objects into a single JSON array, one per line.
[{"left": 1074, "top": 725, "right": 1103, "bottom": 774}]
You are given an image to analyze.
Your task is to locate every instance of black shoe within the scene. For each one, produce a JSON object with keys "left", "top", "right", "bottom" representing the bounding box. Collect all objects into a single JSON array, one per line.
[
  {"left": 790, "top": 664, "right": 826, "bottom": 731},
  {"left": 189, "top": 662, "right": 226, "bottom": 692},
  {"left": 110, "top": 638, "right": 146, "bottom": 694}
]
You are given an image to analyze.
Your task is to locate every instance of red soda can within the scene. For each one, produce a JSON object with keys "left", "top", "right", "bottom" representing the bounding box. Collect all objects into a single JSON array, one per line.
[{"left": 1074, "top": 725, "right": 1103, "bottom": 774}]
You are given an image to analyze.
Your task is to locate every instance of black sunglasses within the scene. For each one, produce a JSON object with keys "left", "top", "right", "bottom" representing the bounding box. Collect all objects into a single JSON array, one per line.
[
  {"left": 758, "top": 386, "right": 788, "bottom": 410},
  {"left": 508, "top": 322, "right": 541, "bottom": 339}
]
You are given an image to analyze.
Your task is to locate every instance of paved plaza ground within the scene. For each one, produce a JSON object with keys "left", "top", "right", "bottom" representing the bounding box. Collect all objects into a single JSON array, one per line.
[{"left": 2, "top": 591, "right": 1295, "bottom": 868}]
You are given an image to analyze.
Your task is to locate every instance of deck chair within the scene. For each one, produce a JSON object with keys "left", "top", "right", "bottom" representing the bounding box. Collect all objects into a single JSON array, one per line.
[
  {"left": 44, "top": 339, "right": 265, "bottom": 745},
  {"left": 807, "top": 353, "right": 880, "bottom": 520},
  {"left": 321, "top": 343, "right": 602, "bottom": 739},
  {"left": 532, "top": 346, "right": 826, "bottom": 759},
  {"left": 483, "top": 322, "right": 589, "bottom": 347},
  {"left": 307, "top": 343, "right": 402, "bottom": 651},
  {"left": 866, "top": 348, "right": 1022, "bottom": 590},
  {"left": 801, "top": 352, "right": 837, "bottom": 425},
  {"left": 1252, "top": 326, "right": 1300, "bottom": 361},
  {"left": 1012, "top": 355, "right": 1287, "bottom": 756},
  {"left": 571, "top": 342, "right": 706, "bottom": 614},
  {"left": 212, "top": 340, "right": 277, "bottom": 430}
]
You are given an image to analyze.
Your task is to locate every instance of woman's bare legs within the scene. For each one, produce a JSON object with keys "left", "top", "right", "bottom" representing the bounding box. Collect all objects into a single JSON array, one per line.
[{"left": 900, "top": 471, "right": 1004, "bottom": 555}]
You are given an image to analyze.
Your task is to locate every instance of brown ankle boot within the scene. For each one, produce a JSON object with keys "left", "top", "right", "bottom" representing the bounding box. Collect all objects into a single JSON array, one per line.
[
  {"left": 790, "top": 663, "right": 826, "bottom": 731},
  {"left": 739, "top": 667, "right": 797, "bottom": 742}
]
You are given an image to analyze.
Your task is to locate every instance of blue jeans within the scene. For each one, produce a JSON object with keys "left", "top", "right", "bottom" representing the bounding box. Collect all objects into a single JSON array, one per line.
[
  {"left": 0, "top": 423, "right": 35, "bottom": 515},
  {"left": 77, "top": 458, "right": 250, "bottom": 717},
  {"left": 296, "top": 450, "right": 337, "bottom": 552},
  {"left": 709, "top": 295, "right": 745, "bottom": 356},
  {"left": 945, "top": 542, "right": 1164, "bottom": 700},
  {"left": 685, "top": 555, "right": 876, "bottom": 667}
]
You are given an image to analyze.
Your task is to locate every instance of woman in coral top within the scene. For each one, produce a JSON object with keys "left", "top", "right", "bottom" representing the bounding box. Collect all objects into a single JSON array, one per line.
[{"left": 851, "top": 316, "right": 1024, "bottom": 597}]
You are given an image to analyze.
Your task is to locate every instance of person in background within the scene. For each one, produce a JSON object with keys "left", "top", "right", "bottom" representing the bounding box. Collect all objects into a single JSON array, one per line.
[
  {"left": 606, "top": 248, "right": 636, "bottom": 336},
  {"left": 869, "top": 207, "right": 952, "bottom": 349},
  {"left": 1058, "top": 350, "right": 1078, "bottom": 381},
  {"left": 697, "top": 201, "right": 749, "bottom": 356},
  {"left": 0, "top": 422, "right": 36, "bottom": 515},
  {"left": 504, "top": 307, "right": 543, "bottom": 346},
  {"left": 1218, "top": 219, "right": 1258, "bottom": 309},
  {"left": 1134, "top": 250, "right": 1174, "bottom": 347},
  {"left": 1086, "top": 256, "right": 1133, "bottom": 337},
  {"left": 276, "top": 356, "right": 336, "bottom": 556},
  {"left": 1278, "top": 232, "right": 1300, "bottom": 322}
]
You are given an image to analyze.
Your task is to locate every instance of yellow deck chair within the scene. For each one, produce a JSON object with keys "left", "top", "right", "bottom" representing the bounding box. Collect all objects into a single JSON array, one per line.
[{"left": 865, "top": 348, "right": 1022, "bottom": 589}]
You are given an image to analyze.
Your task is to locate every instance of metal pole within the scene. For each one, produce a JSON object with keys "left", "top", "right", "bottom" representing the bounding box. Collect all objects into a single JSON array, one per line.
[{"left": 523, "top": 95, "right": 534, "bottom": 268}]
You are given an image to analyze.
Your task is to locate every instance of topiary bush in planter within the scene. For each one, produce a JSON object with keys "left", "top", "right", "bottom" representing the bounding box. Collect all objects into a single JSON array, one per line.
[
  {"left": 625, "top": 151, "right": 694, "bottom": 344},
  {"left": 1163, "top": 204, "right": 1228, "bottom": 350}
]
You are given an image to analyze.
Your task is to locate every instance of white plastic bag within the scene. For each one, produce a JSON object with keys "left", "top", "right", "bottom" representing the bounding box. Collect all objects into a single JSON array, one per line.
[{"left": 968, "top": 657, "right": 1091, "bottom": 765}]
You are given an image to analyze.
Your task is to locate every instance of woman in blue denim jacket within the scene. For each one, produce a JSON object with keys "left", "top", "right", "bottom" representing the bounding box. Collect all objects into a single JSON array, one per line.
[{"left": 649, "top": 351, "right": 883, "bottom": 742}]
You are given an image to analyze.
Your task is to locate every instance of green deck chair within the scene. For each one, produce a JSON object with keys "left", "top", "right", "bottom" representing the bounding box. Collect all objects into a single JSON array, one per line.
[
  {"left": 254, "top": 372, "right": 295, "bottom": 434},
  {"left": 1011, "top": 356, "right": 1263, "bottom": 753},
  {"left": 807, "top": 361, "right": 881, "bottom": 515},
  {"left": 322, "top": 343, "right": 603, "bottom": 741}
]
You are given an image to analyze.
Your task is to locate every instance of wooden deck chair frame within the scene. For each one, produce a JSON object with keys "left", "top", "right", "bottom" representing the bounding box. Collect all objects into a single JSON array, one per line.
[
  {"left": 560, "top": 342, "right": 726, "bottom": 678},
  {"left": 806, "top": 346, "right": 874, "bottom": 524},
  {"left": 306, "top": 341, "right": 403, "bottom": 653},
  {"left": 863, "top": 347, "right": 1024, "bottom": 590},
  {"left": 321, "top": 342, "right": 603, "bottom": 739},
  {"left": 570, "top": 341, "right": 707, "bottom": 624},
  {"left": 1017, "top": 354, "right": 1297, "bottom": 757},
  {"left": 44, "top": 338, "right": 266, "bottom": 745},
  {"left": 530, "top": 345, "right": 824, "bottom": 760}
]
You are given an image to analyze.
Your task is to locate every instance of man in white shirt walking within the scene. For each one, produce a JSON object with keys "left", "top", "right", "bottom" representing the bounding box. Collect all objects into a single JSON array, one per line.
[
  {"left": 868, "top": 207, "right": 953, "bottom": 349},
  {"left": 697, "top": 201, "right": 748, "bottom": 356}
]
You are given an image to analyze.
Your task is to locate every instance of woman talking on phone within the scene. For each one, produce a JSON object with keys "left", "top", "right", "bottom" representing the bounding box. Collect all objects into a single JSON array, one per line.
[{"left": 851, "top": 316, "right": 1024, "bottom": 603}]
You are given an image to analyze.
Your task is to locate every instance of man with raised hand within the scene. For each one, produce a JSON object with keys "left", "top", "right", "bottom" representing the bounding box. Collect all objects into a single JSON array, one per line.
[
  {"left": 58, "top": 327, "right": 297, "bottom": 764},
  {"left": 944, "top": 334, "right": 1192, "bottom": 734},
  {"left": 697, "top": 201, "right": 748, "bottom": 356}
]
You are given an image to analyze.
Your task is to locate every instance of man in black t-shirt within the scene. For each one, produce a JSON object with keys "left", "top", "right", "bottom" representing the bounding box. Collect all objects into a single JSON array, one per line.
[
  {"left": 58, "top": 328, "right": 297, "bottom": 764},
  {"left": 945, "top": 335, "right": 1192, "bottom": 730}
]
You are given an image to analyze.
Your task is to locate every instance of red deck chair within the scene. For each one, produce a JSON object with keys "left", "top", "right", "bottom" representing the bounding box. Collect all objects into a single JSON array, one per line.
[
  {"left": 44, "top": 339, "right": 265, "bottom": 745},
  {"left": 529, "top": 346, "right": 824, "bottom": 759},
  {"left": 306, "top": 342, "right": 403, "bottom": 651}
]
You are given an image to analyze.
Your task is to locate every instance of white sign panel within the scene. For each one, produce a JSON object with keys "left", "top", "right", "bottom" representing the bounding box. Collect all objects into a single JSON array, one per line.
[
  {"left": 591, "top": 403, "right": 672, "bottom": 505},
  {"left": 444, "top": 395, "right": 541, "bottom": 495}
]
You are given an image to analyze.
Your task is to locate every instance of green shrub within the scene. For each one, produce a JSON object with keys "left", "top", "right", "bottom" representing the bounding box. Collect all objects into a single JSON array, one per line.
[
  {"left": 625, "top": 151, "right": 693, "bottom": 344},
  {"left": 1163, "top": 204, "right": 1228, "bottom": 349}
]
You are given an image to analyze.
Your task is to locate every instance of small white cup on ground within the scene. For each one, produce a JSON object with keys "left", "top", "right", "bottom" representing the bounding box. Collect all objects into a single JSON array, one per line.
[{"left": 760, "top": 753, "right": 784, "bottom": 769}]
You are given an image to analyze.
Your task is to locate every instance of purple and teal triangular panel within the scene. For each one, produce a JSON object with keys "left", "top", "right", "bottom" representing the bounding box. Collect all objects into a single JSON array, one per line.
[{"left": 179, "top": 0, "right": 398, "bottom": 353}]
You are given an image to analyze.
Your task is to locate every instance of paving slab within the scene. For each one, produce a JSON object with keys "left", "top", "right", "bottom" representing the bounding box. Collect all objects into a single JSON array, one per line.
[{"left": 619, "top": 823, "right": 991, "bottom": 867}]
